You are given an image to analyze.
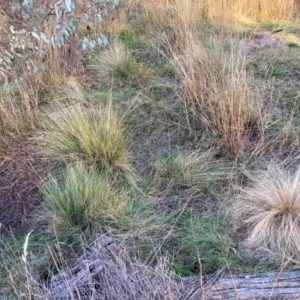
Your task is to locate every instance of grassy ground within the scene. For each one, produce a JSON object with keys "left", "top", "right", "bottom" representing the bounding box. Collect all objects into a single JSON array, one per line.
[{"left": 1, "top": 0, "right": 300, "bottom": 298}]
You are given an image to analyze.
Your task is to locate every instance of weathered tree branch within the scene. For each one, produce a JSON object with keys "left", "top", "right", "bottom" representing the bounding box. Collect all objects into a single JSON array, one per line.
[
  {"left": 38, "top": 237, "right": 300, "bottom": 299},
  {"left": 202, "top": 269, "right": 300, "bottom": 299}
]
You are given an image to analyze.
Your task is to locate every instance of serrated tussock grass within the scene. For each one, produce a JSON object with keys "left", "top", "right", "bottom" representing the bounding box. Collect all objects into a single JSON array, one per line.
[
  {"left": 37, "top": 102, "right": 131, "bottom": 175},
  {"left": 235, "top": 166, "right": 300, "bottom": 261},
  {"left": 41, "top": 164, "right": 129, "bottom": 238},
  {"left": 88, "top": 43, "right": 151, "bottom": 86},
  {"left": 2, "top": 0, "right": 300, "bottom": 298},
  {"left": 154, "top": 150, "right": 232, "bottom": 191}
]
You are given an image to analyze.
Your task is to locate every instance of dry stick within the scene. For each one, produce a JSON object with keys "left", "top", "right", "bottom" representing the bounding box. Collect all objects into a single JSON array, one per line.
[
  {"left": 271, "top": 29, "right": 284, "bottom": 35},
  {"left": 190, "top": 218, "right": 203, "bottom": 289}
]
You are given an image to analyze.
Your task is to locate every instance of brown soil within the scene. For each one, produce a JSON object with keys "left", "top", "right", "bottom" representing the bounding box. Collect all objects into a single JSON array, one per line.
[{"left": 239, "top": 31, "right": 287, "bottom": 50}]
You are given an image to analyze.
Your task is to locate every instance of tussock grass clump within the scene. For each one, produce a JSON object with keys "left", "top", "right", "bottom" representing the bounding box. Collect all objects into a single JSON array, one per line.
[
  {"left": 171, "top": 37, "right": 263, "bottom": 154},
  {"left": 38, "top": 103, "right": 130, "bottom": 173},
  {"left": 88, "top": 43, "right": 151, "bottom": 86},
  {"left": 235, "top": 166, "right": 300, "bottom": 260},
  {"left": 154, "top": 150, "right": 231, "bottom": 191},
  {"left": 42, "top": 164, "right": 128, "bottom": 236}
]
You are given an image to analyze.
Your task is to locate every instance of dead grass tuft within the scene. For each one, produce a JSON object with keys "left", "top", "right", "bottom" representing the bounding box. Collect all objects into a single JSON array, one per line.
[
  {"left": 0, "top": 137, "right": 41, "bottom": 234},
  {"left": 4, "top": 236, "right": 184, "bottom": 300},
  {"left": 100, "top": 5, "right": 129, "bottom": 40},
  {"left": 235, "top": 166, "right": 300, "bottom": 260}
]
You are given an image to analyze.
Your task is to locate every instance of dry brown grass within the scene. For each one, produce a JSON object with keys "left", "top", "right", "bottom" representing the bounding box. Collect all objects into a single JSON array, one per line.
[
  {"left": 170, "top": 36, "right": 263, "bottom": 154},
  {"left": 201, "top": 0, "right": 297, "bottom": 24},
  {"left": 133, "top": 0, "right": 203, "bottom": 30},
  {"left": 1, "top": 17, "right": 86, "bottom": 91},
  {"left": 0, "top": 82, "right": 39, "bottom": 140},
  {"left": 99, "top": 5, "right": 129, "bottom": 40},
  {"left": 130, "top": 0, "right": 202, "bottom": 51},
  {"left": 0, "top": 25, "right": 85, "bottom": 144},
  {"left": 230, "top": 0, "right": 297, "bottom": 21},
  {"left": 235, "top": 166, "right": 300, "bottom": 260},
  {"left": 127, "top": 0, "right": 269, "bottom": 155},
  {"left": 130, "top": 0, "right": 298, "bottom": 30},
  {"left": 0, "top": 66, "right": 84, "bottom": 145},
  {"left": 0, "top": 16, "right": 86, "bottom": 140},
  {"left": 34, "top": 238, "right": 183, "bottom": 300},
  {"left": 32, "top": 35, "right": 86, "bottom": 89}
]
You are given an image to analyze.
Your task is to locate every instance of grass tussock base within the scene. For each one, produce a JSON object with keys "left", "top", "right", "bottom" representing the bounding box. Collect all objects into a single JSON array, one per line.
[{"left": 235, "top": 166, "right": 300, "bottom": 261}]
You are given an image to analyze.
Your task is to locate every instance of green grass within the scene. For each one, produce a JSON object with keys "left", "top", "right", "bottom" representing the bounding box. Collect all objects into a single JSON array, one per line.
[
  {"left": 287, "top": 41, "right": 300, "bottom": 47},
  {"left": 261, "top": 20, "right": 292, "bottom": 32},
  {"left": 41, "top": 164, "right": 129, "bottom": 239},
  {"left": 163, "top": 210, "right": 237, "bottom": 276},
  {"left": 157, "top": 59, "right": 176, "bottom": 77},
  {"left": 0, "top": 230, "right": 50, "bottom": 299},
  {"left": 153, "top": 150, "right": 232, "bottom": 192},
  {"left": 248, "top": 48, "right": 300, "bottom": 78},
  {"left": 3, "top": 1, "right": 300, "bottom": 298},
  {"left": 265, "top": 65, "right": 287, "bottom": 78},
  {"left": 120, "top": 27, "right": 148, "bottom": 49}
]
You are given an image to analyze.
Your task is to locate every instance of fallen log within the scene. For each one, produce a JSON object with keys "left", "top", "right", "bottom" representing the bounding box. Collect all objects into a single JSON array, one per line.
[
  {"left": 38, "top": 236, "right": 183, "bottom": 300},
  {"left": 46, "top": 236, "right": 116, "bottom": 300},
  {"left": 205, "top": 269, "right": 300, "bottom": 299},
  {"left": 36, "top": 237, "right": 300, "bottom": 299}
]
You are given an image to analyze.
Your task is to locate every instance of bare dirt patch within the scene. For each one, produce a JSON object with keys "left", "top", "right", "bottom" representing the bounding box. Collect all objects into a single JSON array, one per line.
[{"left": 239, "top": 31, "right": 287, "bottom": 50}]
